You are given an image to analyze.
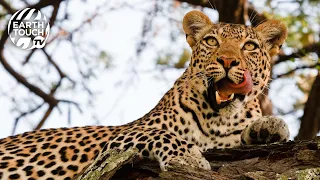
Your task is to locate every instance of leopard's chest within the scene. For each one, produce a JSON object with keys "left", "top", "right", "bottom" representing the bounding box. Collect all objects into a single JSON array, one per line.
[{"left": 173, "top": 113, "right": 252, "bottom": 150}]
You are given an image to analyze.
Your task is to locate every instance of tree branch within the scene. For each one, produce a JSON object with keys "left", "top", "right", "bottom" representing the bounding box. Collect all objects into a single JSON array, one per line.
[
  {"left": 49, "top": 0, "right": 62, "bottom": 27},
  {"left": 22, "top": 49, "right": 36, "bottom": 65},
  {"left": 0, "top": 32, "right": 59, "bottom": 106},
  {"left": 0, "top": 0, "right": 16, "bottom": 14},
  {"left": 273, "top": 63, "right": 320, "bottom": 79},
  {"left": 34, "top": 105, "right": 54, "bottom": 130},
  {"left": 28, "top": 0, "right": 64, "bottom": 10},
  {"left": 12, "top": 102, "right": 45, "bottom": 134},
  {"left": 275, "top": 43, "right": 320, "bottom": 65},
  {"left": 175, "top": 0, "right": 266, "bottom": 25},
  {"left": 0, "top": 0, "right": 65, "bottom": 131},
  {"left": 79, "top": 137, "right": 320, "bottom": 179},
  {"left": 0, "top": 0, "right": 63, "bottom": 15},
  {"left": 295, "top": 73, "right": 320, "bottom": 140},
  {"left": 58, "top": 99, "right": 83, "bottom": 113},
  {"left": 42, "top": 49, "right": 66, "bottom": 78}
]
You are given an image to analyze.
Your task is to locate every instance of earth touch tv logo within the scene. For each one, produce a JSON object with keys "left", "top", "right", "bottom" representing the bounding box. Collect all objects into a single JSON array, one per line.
[{"left": 8, "top": 8, "right": 50, "bottom": 50}]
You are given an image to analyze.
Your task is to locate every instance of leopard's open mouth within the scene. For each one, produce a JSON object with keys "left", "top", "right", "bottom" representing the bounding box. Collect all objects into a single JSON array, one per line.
[{"left": 207, "top": 70, "right": 253, "bottom": 111}]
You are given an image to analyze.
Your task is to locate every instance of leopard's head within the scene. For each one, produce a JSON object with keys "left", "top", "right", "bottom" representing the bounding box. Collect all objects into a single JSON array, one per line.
[{"left": 183, "top": 10, "right": 287, "bottom": 114}]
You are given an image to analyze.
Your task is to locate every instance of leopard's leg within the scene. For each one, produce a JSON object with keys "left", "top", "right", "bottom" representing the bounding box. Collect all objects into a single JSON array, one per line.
[
  {"left": 102, "top": 128, "right": 211, "bottom": 171},
  {"left": 241, "top": 116, "right": 289, "bottom": 145}
]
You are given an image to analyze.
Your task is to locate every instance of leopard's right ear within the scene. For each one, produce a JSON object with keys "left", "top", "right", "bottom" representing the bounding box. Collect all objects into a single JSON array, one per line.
[
  {"left": 183, "top": 10, "right": 213, "bottom": 47},
  {"left": 255, "top": 20, "right": 287, "bottom": 57}
]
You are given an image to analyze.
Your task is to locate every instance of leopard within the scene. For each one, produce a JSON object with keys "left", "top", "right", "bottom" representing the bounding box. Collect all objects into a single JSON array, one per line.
[{"left": 0, "top": 10, "right": 289, "bottom": 180}]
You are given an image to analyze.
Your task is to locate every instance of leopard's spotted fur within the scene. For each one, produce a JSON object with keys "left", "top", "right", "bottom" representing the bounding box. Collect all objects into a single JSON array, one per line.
[{"left": 0, "top": 10, "right": 289, "bottom": 180}]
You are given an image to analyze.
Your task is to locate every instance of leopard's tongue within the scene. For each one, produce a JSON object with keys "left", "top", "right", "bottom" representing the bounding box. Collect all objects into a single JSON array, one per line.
[{"left": 215, "top": 70, "right": 253, "bottom": 101}]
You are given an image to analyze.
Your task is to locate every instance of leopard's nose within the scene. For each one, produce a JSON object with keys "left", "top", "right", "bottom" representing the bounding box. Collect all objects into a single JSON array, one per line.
[{"left": 217, "top": 56, "right": 240, "bottom": 69}]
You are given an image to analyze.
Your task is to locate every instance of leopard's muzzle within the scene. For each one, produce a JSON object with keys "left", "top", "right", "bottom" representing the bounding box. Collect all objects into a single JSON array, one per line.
[{"left": 207, "top": 70, "right": 253, "bottom": 111}]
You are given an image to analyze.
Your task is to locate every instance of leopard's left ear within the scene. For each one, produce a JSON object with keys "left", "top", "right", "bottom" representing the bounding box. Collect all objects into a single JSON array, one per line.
[
  {"left": 255, "top": 20, "right": 287, "bottom": 57},
  {"left": 183, "top": 10, "right": 213, "bottom": 47}
]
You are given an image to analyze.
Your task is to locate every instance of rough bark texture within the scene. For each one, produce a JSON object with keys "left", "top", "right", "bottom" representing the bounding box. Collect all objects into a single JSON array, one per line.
[
  {"left": 75, "top": 148, "right": 139, "bottom": 180},
  {"left": 295, "top": 72, "right": 320, "bottom": 140},
  {"left": 77, "top": 137, "right": 320, "bottom": 180}
]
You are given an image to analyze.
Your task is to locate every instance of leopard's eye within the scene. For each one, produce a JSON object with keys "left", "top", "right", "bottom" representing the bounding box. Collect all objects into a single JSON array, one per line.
[
  {"left": 243, "top": 42, "right": 258, "bottom": 51},
  {"left": 204, "top": 37, "right": 218, "bottom": 46}
]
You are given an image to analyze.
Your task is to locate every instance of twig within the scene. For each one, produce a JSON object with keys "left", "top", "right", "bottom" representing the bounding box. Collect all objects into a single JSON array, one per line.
[
  {"left": 0, "top": 0, "right": 65, "bottom": 130},
  {"left": 49, "top": 0, "right": 62, "bottom": 27},
  {"left": 42, "top": 49, "right": 66, "bottom": 78},
  {"left": 34, "top": 105, "right": 54, "bottom": 130},
  {"left": 273, "top": 63, "right": 320, "bottom": 79},
  {"left": 12, "top": 102, "right": 45, "bottom": 134},
  {"left": 49, "top": 77, "right": 63, "bottom": 95},
  {"left": 59, "top": 99, "right": 83, "bottom": 113},
  {"left": 21, "top": 0, "right": 62, "bottom": 66},
  {"left": 22, "top": 49, "right": 36, "bottom": 65},
  {"left": 0, "top": 35, "right": 59, "bottom": 106},
  {"left": 45, "top": 10, "right": 100, "bottom": 46},
  {"left": 0, "top": 0, "right": 63, "bottom": 14},
  {"left": 275, "top": 43, "right": 320, "bottom": 65},
  {"left": 1, "top": 0, "right": 111, "bottom": 131},
  {"left": 28, "top": 0, "right": 64, "bottom": 10}
]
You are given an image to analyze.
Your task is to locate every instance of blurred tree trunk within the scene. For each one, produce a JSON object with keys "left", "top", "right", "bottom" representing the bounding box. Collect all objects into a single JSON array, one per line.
[
  {"left": 216, "top": 0, "right": 246, "bottom": 24},
  {"left": 177, "top": 0, "right": 272, "bottom": 115},
  {"left": 295, "top": 72, "right": 320, "bottom": 140}
]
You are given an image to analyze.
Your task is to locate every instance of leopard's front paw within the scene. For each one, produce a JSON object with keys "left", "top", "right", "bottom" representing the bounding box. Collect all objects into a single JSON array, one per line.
[
  {"left": 160, "top": 145, "right": 211, "bottom": 171},
  {"left": 241, "top": 116, "right": 289, "bottom": 145}
]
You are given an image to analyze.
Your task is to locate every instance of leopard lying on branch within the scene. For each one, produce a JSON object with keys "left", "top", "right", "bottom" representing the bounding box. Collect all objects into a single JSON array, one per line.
[{"left": 0, "top": 10, "right": 289, "bottom": 180}]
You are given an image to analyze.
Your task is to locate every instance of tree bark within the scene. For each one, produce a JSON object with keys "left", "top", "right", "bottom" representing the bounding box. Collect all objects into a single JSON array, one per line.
[
  {"left": 295, "top": 72, "right": 320, "bottom": 140},
  {"left": 77, "top": 137, "right": 320, "bottom": 180},
  {"left": 216, "top": 0, "right": 246, "bottom": 24}
]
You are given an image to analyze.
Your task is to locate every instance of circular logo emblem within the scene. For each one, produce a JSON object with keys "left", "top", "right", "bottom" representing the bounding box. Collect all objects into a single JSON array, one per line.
[{"left": 8, "top": 8, "right": 50, "bottom": 50}]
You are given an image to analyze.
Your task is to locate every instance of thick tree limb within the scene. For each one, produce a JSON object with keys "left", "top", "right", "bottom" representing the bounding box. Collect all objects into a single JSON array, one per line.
[{"left": 80, "top": 137, "right": 320, "bottom": 180}]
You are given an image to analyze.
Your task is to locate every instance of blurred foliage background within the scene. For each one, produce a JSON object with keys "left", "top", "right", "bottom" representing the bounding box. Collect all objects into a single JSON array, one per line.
[{"left": 0, "top": 0, "right": 319, "bottom": 140}]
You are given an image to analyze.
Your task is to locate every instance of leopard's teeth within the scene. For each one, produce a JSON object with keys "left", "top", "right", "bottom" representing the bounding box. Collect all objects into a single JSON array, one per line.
[
  {"left": 228, "top": 93, "right": 235, "bottom": 101},
  {"left": 215, "top": 91, "right": 221, "bottom": 105},
  {"left": 216, "top": 91, "right": 233, "bottom": 105},
  {"left": 215, "top": 91, "right": 228, "bottom": 105}
]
